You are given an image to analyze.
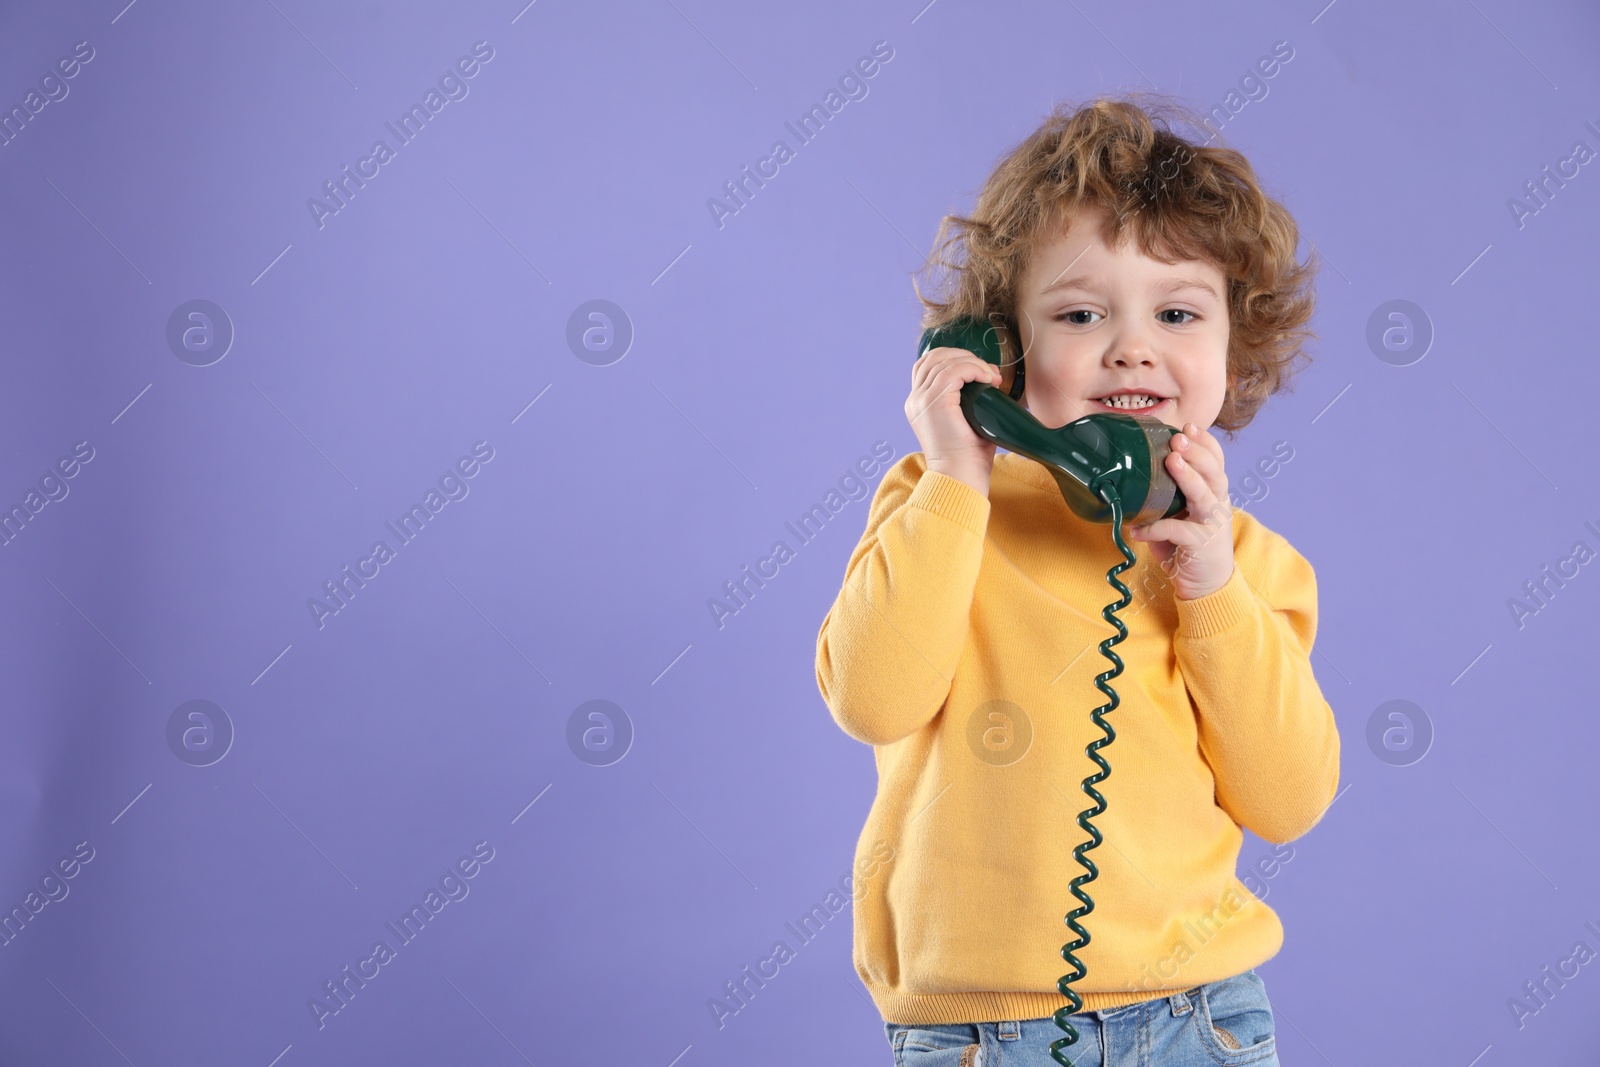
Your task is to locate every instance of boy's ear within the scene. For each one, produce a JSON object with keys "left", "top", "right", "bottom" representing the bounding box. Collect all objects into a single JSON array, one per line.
[{"left": 995, "top": 328, "right": 1016, "bottom": 395}]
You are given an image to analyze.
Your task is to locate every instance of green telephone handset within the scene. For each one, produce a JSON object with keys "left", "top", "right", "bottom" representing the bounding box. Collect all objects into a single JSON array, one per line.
[
  {"left": 916, "top": 314, "right": 1188, "bottom": 525},
  {"left": 915, "top": 315, "right": 1188, "bottom": 1067}
]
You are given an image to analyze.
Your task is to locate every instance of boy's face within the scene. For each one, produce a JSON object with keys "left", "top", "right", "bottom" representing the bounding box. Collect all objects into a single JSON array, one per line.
[{"left": 1012, "top": 203, "right": 1230, "bottom": 434}]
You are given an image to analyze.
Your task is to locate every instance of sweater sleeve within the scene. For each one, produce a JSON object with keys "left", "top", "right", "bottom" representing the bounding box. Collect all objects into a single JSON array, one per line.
[
  {"left": 815, "top": 453, "right": 991, "bottom": 746},
  {"left": 1172, "top": 513, "right": 1341, "bottom": 844}
]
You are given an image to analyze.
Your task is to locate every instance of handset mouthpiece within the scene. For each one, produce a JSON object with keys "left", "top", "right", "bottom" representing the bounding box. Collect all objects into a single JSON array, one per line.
[{"left": 959, "top": 382, "right": 1184, "bottom": 526}]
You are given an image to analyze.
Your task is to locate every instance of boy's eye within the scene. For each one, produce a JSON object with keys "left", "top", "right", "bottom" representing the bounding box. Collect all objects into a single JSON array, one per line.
[{"left": 1055, "top": 309, "right": 1197, "bottom": 325}]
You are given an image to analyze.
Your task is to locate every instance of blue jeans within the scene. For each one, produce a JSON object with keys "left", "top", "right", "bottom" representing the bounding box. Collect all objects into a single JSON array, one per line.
[{"left": 883, "top": 969, "right": 1278, "bottom": 1066}]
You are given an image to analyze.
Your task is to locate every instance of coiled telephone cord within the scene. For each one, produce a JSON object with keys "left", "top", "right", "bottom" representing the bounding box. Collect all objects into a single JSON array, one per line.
[{"left": 1049, "top": 475, "right": 1135, "bottom": 1066}]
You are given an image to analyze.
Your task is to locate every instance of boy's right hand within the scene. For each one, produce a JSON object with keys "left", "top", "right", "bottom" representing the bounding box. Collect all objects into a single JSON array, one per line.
[{"left": 906, "top": 345, "right": 1004, "bottom": 496}]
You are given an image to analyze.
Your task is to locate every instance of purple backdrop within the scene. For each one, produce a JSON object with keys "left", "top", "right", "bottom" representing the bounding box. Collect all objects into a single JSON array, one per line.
[{"left": 2, "top": 0, "right": 1598, "bottom": 1064}]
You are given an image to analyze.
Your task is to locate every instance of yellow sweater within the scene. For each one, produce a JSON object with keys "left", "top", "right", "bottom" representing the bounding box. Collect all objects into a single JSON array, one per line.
[{"left": 815, "top": 450, "right": 1341, "bottom": 1024}]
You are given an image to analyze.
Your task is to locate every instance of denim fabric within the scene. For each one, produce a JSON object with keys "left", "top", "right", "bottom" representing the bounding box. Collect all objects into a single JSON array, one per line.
[{"left": 883, "top": 969, "right": 1278, "bottom": 1066}]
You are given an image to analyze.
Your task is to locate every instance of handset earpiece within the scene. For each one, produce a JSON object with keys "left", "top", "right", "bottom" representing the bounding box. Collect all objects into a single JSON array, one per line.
[
  {"left": 996, "top": 313, "right": 1026, "bottom": 401},
  {"left": 915, "top": 315, "right": 1187, "bottom": 526},
  {"left": 915, "top": 313, "right": 1024, "bottom": 399}
]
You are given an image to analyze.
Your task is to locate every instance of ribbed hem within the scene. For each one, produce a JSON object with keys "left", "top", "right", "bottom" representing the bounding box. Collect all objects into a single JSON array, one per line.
[
  {"left": 1173, "top": 563, "right": 1254, "bottom": 639},
  {"left": 909, "top": 470, "right": 990, "bottom": 536},
  {"left": 874, "top": 986, "right": 1186, "bottom": 1026}
]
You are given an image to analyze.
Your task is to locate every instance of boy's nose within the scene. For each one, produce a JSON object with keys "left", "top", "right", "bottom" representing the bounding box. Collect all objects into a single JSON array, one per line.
[
  {"left": 1101, "top": 319, "right": 1160, "bottom": 367},
  {"left": 1106, "top": 341, "right": 1159, "bottom": 367}
]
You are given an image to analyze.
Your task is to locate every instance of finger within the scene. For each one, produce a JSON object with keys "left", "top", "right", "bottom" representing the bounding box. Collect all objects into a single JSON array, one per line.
[
  {"left": 911, "top": 347, "right": 943, "bottom": 391},
  {"left": 1168, "top": 432, "right": 1209, "bottom": 479},
  {"left": 905, "top": 373, "right": 958, "bottom": 427},
  {"left": 1129, "top": 535, "right": 1174, "bottom": 567},
  {"left": 916, "top": 348, "right": 998, "bottom": 393},
  {"left": 1131, "top": 458, "right": 1210, "bottom": 545},
  {"left": 912, "top": 346, "right": 961, "bottom": 391},
  {"left": 1183, "top": 422, "right": 1226, "bottom": 467},
  {"left": 907, "top": 354, "right": 998, "bottom": 427},
  {"left": 907, "top": 353, "right": 957, "bottom": 423},
  {"left": 1169, "top": 436, "right": 1227, "bottom": 509},
  {"left": 1166, "top": 450, "right": 1224, "bottom": 522},
  {"left": 1171, "top": 429, "right": 1222, "bottom": 478},
  {"left": 932, "top": 356, "right": 1002, "bottom": 399},
  {"left": 1137, "top": 498, "right": 1230, "bottom": 546},
  {"left": 1130, "top": 515, "right": 1208, "bottom": 547},
  {"left": 909, "top": 349, "right": 955, "bottom": 413}
]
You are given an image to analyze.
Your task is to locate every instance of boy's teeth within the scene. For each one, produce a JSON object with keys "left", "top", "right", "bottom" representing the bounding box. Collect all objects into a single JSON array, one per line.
[{"left": 1100, "top": 395, "right": 1160, "bottom": 409}]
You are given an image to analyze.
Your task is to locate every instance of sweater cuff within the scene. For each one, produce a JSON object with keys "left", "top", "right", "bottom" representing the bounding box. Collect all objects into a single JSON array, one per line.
[
  {"left": 1174, "top": 563, "right": 1254, "bottom": 639},
  {"left": 908, "top": 469, "right": 990, "bottom": 536}
]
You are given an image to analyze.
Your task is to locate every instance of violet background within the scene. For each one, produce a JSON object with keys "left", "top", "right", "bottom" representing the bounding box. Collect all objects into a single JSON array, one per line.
[{"left": 2, "top": 1, "right": 1598, "bottom": 1064}]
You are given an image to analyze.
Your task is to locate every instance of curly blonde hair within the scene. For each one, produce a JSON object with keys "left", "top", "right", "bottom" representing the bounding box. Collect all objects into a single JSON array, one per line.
[{"left": 913, "top": 92, "right": 1318, "bottom": 437}]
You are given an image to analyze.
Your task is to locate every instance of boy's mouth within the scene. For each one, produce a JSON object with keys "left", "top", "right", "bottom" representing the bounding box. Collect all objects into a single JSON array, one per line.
[{"left": 1091, "top": 393, "right": 1168, "bottom": 413}]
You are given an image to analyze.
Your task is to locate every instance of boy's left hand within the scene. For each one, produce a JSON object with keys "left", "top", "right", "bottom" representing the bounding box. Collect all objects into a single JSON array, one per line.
[{"left": 1126, "top": 422, "right": 1235, "bottom": 601}]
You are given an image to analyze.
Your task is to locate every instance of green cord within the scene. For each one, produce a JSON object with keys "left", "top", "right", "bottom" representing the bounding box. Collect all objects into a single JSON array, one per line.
[{"left": 1049, "top": 475, "right": 1136, "bottom": 1066}]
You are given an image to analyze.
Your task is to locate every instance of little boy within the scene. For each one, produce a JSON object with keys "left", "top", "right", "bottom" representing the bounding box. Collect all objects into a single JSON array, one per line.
[{"left": 815, "top": 95, "right": 1340, "bottom": 1066}]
